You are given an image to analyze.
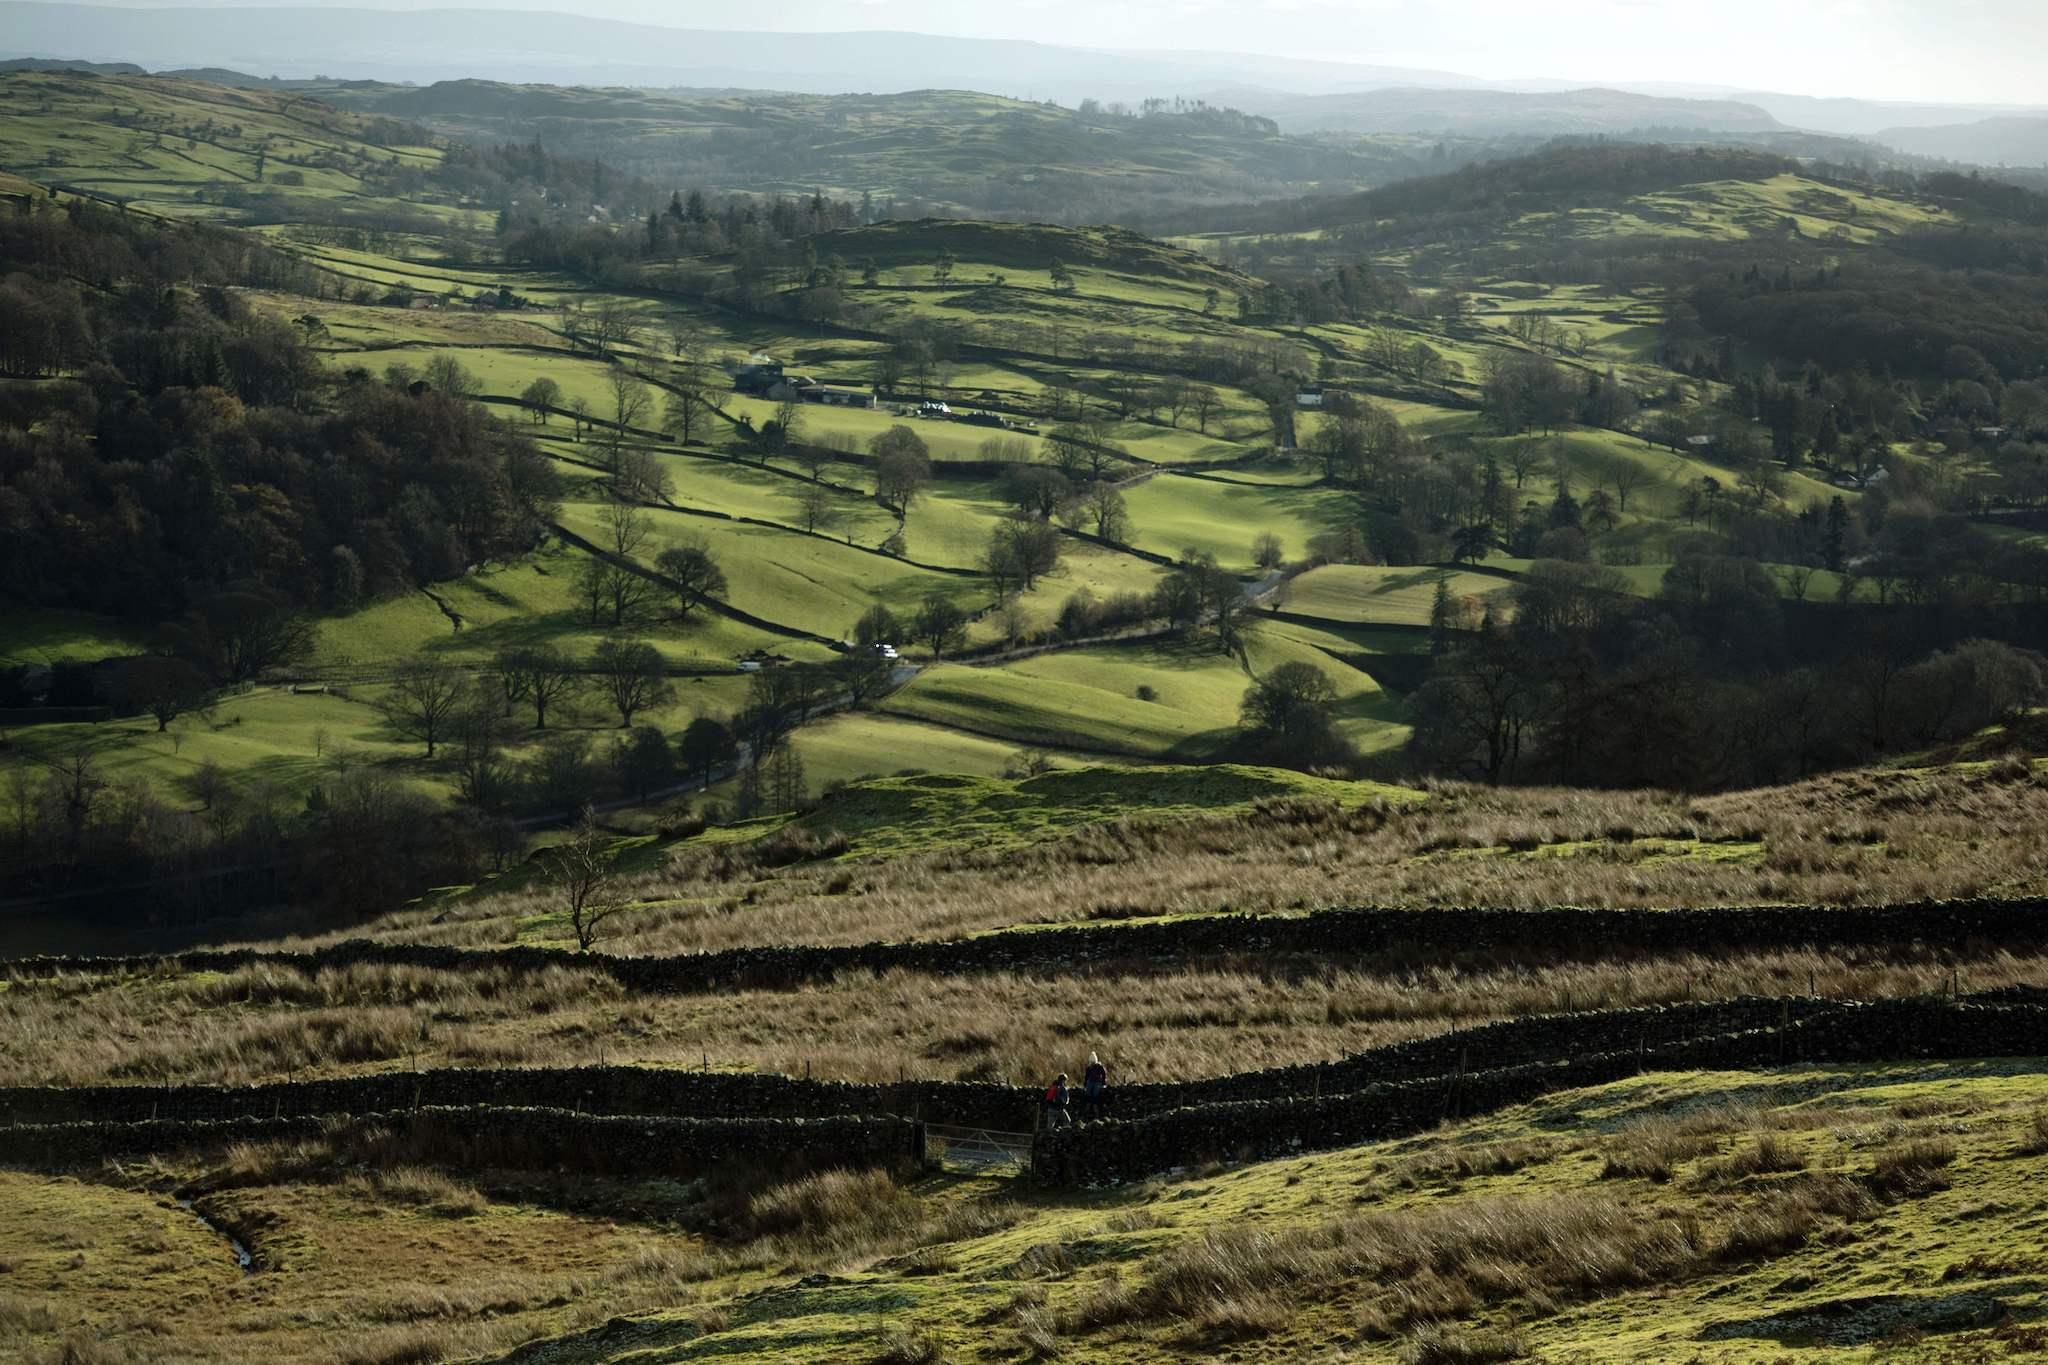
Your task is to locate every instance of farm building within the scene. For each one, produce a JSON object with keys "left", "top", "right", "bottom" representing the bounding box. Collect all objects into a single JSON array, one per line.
[
  {"left": 1296, "top": 386, "right": 1325, "bottom": 408},
  {"left": 733, "top": 361, "right": 786, "bottom": 396},
  {"left": 803, "top": 385, "right": 878, "bottom": 409}
]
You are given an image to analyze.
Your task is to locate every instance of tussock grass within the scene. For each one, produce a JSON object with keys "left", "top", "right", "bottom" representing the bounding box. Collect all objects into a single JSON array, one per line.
[
  {"left": 0, "top": 1294, "right": 59, "bottom": 1337},
  {"left": 1381, "top": 1141, "right": 1561, "bottom": 1191},
  {"left": 870, "top": 1325, "right": 952, "bottom": 1364},
  {"left": 1063, "top": 1193, "right": 1702, "bottom": 1343},
  {"left": 1866, "top": 1138, "right": 1958, "bottom": 1198},
  {"left": 1710, "top": 1174, "right": 1874, "bottom": 1261},
  {"left": 736, "top": 1167, "right": 1021, "bottom": 1271},
  {"left": 1401, "top": 1323, "right": 1529, "bottom": 1364},
  {"left": 1690, "top": 1133, "right": 1807, "bottom": 1188},
  {"left": 348, "top": 1166, "right": 488, "bottom": 1218},
  {"left": 1060, "top": 1142, "right": 1960, "bottom": 1353},
  {"left": 2022, "top": 1109, "right": 2048, "bottom": 1156},
  {"left": 1600, "top": 1110, "right": 1747, "bottom": 1183}
]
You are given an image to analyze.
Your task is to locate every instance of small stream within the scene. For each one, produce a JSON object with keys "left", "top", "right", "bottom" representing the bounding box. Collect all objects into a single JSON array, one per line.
[{"left": 177, "top": 1198, "right": 253, "bottom": 1273}]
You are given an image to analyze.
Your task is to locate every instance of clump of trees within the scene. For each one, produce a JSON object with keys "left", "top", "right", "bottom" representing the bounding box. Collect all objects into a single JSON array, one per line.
[
  {"left": 1410, "top": 555, "right": 2048, "bottom": 790},
  {"left": 0, "top": 201, "right": 559, "bottom": 629}
]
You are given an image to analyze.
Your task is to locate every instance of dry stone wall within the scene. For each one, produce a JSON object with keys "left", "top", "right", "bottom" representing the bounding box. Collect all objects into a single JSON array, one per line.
[
  {"left": 0, "top": 1105, "right": 913, "bottom": 1176},
  {"left": 8, "top": 898, "right": 2046, "bottom": 993},
  {"left": 1036, "top": 1000, "right": 2048, "bottom": 1184}
]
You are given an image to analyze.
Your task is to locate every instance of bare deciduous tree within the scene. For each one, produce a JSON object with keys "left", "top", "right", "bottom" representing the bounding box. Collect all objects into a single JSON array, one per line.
[
  {"left": 655, "top": 540, "right": 728, "bottom": 620},
  {"left": 606, "top": 369, "right": 651, "bottom": 462},
  {"left": 497, "top": 645, "right": 583, "bottom": 729},
  {"left": 545, "top": 807, "right": 623, "bottom": 951},
  {"left": 381, "top": 661, "right": 469, "bottom": 757},
  {"left": 593, "top": 636, "right": 675, "bottom": 727},
  {"left": 600, "top": 499, "right": 652, "bottom": 558},
  {"left": 662, "top": 376, "right": 712, "bottom": 446}
]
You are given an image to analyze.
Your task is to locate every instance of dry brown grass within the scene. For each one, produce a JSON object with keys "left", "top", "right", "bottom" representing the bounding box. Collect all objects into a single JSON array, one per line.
[
  {"left": 1401, "top": 1322, "right": 1529, "bottom": 1364},
  {"left": 733, "top": 1167, "right": 1021, "bottom": 1272},
  {"left": 1689, "top": 1133, "right": 1807, "bottom": 1188},
  {"left": 870, "top": 1325, "right": 952, "bottom": 1364},
  {"left": 244, "top": 762, "right": 2048, "bottom": 959},
  {"left": 1866, "top": 1138, "right": 1958, "bottom": 1199},
  {"left": 1061, "top": 1192, "right": 1704, "bottom": 1344},
  {"left": 0, "top": 1158, "right": 711, "bottom": 1365},
  {"left": 2021, "top": 1109, "right": 2048, "bottom": 1156},
  {"left": 6, "top": 945, "right": 2044, "bottom": 1088},
  {"left": 1376, "top": 1141, "right": 1563, "bottom": 1192},
  {"left": 346, "top": 1166, "right": 488, "bottom": 1218},
  {"left": 1059, "top": 1160, "right": 1913, "bottom": 1354}
]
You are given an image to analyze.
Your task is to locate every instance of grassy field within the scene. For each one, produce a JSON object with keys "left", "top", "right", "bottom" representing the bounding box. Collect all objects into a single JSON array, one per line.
[
  {"left": 0, "top": 608, "right": 150, "bottom": 666},
  {"left": 3, "top": 686, "right": 461, "bottom": 804},
  {"left": 881, "top": 627, "right": 1405, "bottom": 759},
  {"left": 1120, "top": 474, "right": 1358, "bottom": 572},
  {"left": 1285, "top": 564, "right": 1518, "bottom": 626}
]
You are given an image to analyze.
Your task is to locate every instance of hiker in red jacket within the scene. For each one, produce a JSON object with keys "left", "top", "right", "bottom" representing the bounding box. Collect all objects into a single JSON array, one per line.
[
  {"left": 1082, "top": 1052, "right": 1108, "bottom": 1121},
  {"left": 1042, "top": 1073, "right": 1071, "bottom": 1129}
]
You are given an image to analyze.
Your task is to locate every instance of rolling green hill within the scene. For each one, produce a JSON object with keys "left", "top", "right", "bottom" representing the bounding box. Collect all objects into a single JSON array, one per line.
[
  {"left": 5, "top": 71, "right": 2042, "bottom": 877},
  {"left": 304, "top": 80, "right": 1484, "bottom": 220}
]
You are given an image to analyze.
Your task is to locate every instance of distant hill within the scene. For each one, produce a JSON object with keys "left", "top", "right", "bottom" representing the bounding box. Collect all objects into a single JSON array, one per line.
[
  {"left": 0, "top": 2, "right": 1480, "bottom": 101},
  {"left": 1230, "top": 87, "right": 1784, "bottom": 137},
  {"left": 0, "top": 55, "right": 140, "bottom": 74},
  {"left": 1736, "top": 90, "right": 2048, "bottom": 137},
  {"left": 1876, "top": 116, "right": 2048, "bottom": 168},
  {"left": 311, "top": 79, "right": 1519, "bottom": 221},
  {"left": 1183, "top": 142, "right": 1805, "bottom": 238}
]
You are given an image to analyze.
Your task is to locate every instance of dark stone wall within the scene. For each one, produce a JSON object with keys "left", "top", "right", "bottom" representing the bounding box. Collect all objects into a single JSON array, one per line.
[
  {"left": 1035, "top": 1000, "right": 2048, "bottom": 1185},
  {"left": 1, "top": 999, "right": 2041, "bottom": 1184},
  {"left": 0, "top": 996, "right": 1881, "bottom": 1132},
  {"left": 0, "top": 1104, "right": 914, "bottom": 1176},
  {"left": 9, "top": 898, "right": 2046, "bottom": 990}
]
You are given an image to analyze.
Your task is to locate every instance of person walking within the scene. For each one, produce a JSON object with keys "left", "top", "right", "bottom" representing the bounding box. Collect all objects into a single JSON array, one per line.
[
  {"left": 1041, "top": 1072, "right": 1071, "bottom": 1130},
  {"left": 1082, "top": 1052, "right": 1108, "bottom": 1121}
]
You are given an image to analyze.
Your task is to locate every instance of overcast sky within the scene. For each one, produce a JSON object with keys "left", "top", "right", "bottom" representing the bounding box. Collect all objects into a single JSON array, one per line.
[{"left": 80, "top": 0, "right": 2048, "bottom": 104}]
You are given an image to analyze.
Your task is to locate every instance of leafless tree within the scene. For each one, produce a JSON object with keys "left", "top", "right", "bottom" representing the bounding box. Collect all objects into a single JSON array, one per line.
[
  {"left": 1609, "top": 462, "right": 1649, "bottom": 513},
  {"left": 612, "top": 449, "right": 673, "bottom": 506},
  {"left": 655, "top": 540, "right": 728, "bottom": 620},
  {"left": 381, "top": 661, "right": 470, "bottom": 758},
  {"left": 793, "top": 483, "right": 838, "bottom": 536},
  {"left": 662, "top": 375, "right": 713, "bottom": 446},
  {"left": 497, "top": 644, "right": 583, "bottom": 729},
  {"left": 545, "top": 807, "right": 623, "bottom": 951},
  {"left": 593, "top": 636, "right": 675, "bottom": 727},
  {"left": 600, "top": 499, "right": 652, "bottom": 558},
  {"left": 606, "top": 369, "right": 651, "bottom": 462},
  {"left": 1081, "top": 483, "right": 1131, "bottom": 542}
]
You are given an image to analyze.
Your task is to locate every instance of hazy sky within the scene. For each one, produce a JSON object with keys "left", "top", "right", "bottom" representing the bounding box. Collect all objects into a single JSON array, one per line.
[{"left": 80, "top": 0, "right": 2048, "bottom": 103}]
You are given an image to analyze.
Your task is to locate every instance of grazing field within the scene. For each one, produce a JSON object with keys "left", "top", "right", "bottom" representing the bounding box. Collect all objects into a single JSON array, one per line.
[
  {"left": 4, "top": 687, "right": 460, "bottom": 804},
  {"left": 0, "top": 608, "right": 149, "bottom": 666},
  {"left": 879, "top": 627, "right": 1399, "bottom": 758},
  {"left": 1285, "top": 564, "right": 1518, "bottom": 626},
  {"left": 1120, "top": 474, "right": 1358, "bottom": 571}
]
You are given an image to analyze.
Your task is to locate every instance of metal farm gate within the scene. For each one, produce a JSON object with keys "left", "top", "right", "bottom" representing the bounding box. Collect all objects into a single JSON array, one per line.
[{"left": 920, "top": 1123, "right": 1035, "bottom": 1175}]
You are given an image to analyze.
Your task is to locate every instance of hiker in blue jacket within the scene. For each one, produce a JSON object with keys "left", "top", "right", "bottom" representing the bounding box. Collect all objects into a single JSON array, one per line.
[{"left": 1082, "top": 1052, "right": 1108, "bottom": 1121}]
